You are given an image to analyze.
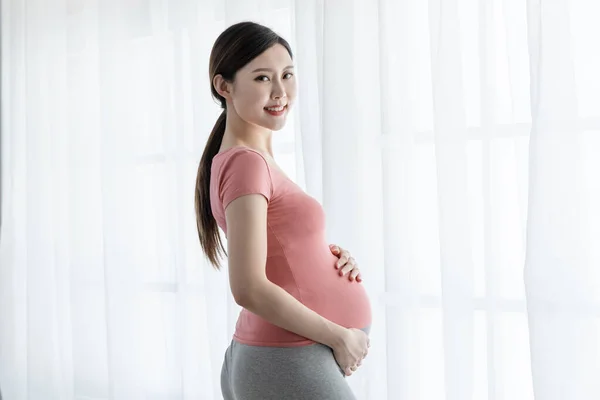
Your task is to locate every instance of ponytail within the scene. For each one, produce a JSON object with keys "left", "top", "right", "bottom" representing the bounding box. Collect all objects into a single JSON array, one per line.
[{"left": 195, "top": 110, "right": 227, "bottom": 269}]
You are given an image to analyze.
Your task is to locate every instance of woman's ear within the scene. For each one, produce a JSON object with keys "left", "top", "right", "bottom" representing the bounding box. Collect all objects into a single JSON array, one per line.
[{"left": 213, "top": 74, "right": 232, "bottom": 100}]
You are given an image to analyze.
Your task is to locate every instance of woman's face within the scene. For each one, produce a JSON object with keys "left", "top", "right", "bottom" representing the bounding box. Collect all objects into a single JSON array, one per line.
[{"left": 228, "top": 44, "right": 296, "bottom": 132}]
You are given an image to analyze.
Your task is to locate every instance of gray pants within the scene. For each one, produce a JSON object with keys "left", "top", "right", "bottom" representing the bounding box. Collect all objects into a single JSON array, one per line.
[{"left": 220, "top": 327, "right": 370, "bottom": 400}]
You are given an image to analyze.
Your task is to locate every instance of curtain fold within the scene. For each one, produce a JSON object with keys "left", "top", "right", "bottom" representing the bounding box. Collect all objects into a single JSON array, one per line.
[
  {"left": 1, "top": 0, "right": 598, "bottom": 399},
  {"left": 524, "top": 1, "right": 600, "bottom": 399}
]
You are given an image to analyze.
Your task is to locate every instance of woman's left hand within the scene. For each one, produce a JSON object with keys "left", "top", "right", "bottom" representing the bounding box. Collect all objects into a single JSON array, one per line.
[{"left": 329, "top": 244, "right": 362, "bottom": 282}]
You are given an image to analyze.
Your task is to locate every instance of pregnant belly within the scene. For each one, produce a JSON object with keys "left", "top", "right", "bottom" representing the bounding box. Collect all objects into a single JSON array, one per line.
[
  {"left": 233, "top": 251, "right": 372, "bottom": 346},
  {"left": 296, "top": 256, "right": 372, "bottom": 329}
]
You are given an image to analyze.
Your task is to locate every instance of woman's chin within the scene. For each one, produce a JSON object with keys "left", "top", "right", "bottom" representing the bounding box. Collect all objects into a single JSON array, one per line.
[
  {"left": 260, "top": 119, "right": 287, "bottom": 131},
  {"left": 270, "top": 124, "right": 287, "bottom": 132}
]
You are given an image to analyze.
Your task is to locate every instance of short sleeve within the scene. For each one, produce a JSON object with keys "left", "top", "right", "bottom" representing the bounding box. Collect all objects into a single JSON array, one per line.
[{"left": 218, "top": 149, "right": 273, "bottom": 210}]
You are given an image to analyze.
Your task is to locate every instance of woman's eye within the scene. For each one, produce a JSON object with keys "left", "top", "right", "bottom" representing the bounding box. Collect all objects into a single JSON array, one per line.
[
  {"left": 255, "top": 75, "right": 269, "bottom": 82},
  {"left": 283, "top": 72, "right": 294, "bottom": 79}
]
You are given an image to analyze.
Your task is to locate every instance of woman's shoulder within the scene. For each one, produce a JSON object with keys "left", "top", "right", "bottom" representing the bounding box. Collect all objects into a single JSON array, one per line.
[
  {"left": 214, "top": 145, "right": 266, "bottom": 160},
  {"left": 213, "top": 146, "right": 271, "bottom": 175},
  {"left": 211, "top": 146, "right": 274, "bottom": 210},
  {"left": 212, "top": 146, "right": 273, "bottom": 183}
]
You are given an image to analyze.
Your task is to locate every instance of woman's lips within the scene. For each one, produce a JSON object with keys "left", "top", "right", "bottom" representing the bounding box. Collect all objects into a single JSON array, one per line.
[{"left": 264, "top": 105, "right": 287, "bottom": 116}]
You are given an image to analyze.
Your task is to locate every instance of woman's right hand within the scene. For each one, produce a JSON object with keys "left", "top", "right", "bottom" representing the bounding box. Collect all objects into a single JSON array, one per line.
[{"left": 332, "top": 328, "right": 370, "bottom": 376}]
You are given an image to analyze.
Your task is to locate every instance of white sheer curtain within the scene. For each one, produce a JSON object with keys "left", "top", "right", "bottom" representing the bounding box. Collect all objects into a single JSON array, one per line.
[
  {"left": 1, "top": 0, "right": 599, "bottom": 399},
  {"left": 524, "top": 1, "right": 600, "bottom": 398}
]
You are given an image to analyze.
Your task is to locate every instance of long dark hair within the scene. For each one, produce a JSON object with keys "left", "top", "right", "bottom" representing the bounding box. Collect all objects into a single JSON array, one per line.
[{"left": 195, "top": 22, "right": 293, "bottom": 269}]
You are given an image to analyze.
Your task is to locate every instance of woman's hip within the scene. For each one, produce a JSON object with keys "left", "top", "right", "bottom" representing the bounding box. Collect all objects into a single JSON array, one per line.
[{"left": 221, "top": 339, "right": 357, "bottom": 400}]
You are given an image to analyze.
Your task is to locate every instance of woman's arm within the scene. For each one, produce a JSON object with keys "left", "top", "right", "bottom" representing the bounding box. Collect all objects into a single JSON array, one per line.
[{"left": 224, "top": 193, "right": 346, "bottom": 349}]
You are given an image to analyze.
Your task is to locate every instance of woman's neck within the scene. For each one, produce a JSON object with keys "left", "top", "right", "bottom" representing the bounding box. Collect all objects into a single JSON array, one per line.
[{"left": 221, "top": 115, "right": 273, "bottom": 156}]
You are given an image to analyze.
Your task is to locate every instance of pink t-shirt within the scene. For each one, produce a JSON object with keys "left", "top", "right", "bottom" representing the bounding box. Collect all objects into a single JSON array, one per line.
[{"left": 210, "top": 146, "right": 372, "bottom": 347}]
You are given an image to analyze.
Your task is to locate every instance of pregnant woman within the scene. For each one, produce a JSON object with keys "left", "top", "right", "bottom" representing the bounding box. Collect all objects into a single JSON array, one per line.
[{"left": 194, "top": 21, "right": 372, "bottom": 400}]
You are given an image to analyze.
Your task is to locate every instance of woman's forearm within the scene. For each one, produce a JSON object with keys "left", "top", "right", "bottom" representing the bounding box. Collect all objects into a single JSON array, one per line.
[{"left": 236, "top": 281, "right": 346, "bottom": 348}]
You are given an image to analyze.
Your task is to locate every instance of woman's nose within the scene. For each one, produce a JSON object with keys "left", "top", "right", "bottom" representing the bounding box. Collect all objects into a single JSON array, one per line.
[{"left": 271, "top": 82, "right": 286, "bottom": 100}]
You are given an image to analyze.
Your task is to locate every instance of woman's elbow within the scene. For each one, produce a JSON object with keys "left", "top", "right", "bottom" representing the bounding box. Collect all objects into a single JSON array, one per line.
[
  {"left": 233, "top": 289, "right": 253, "bottom": 307},
  {"left": 231, "top": 281, "right": 265, "bottom": 307}
]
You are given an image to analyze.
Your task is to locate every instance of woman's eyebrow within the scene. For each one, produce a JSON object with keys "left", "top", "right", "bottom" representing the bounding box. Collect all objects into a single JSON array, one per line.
[{"left": 251, "top": 65, "right": 295, "bottom": 73}]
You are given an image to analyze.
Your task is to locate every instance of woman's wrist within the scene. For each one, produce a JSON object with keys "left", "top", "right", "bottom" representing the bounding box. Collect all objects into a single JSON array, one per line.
[{"left": 322, "top": 321, "right": 347, "bottom": 349}]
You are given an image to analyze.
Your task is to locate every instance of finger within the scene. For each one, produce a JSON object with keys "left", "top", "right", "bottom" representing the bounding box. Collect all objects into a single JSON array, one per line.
[
  {"left": 349, "top": 267, "right": 360, "bottom": 281},
  {"left": 345, "top": 367, "right": 353, "bottom": 376},
  {"left": 356, "top": 273, "right": 363, "bottom": 282},
  {"left": 339, "top": 262, "right": 354, "bottom": 276},
  {"left": 329, "top": 244, "right": 341, "bottom": 255},
  {"left": 339, "top": 257, "right": 356, "bottom": 275},
  {"left": 357, "top": 359, "right": 363, "bottom": 367},
  {"left": 350, "top": 365, "right": 358, "bottom": 372},
  {"left": 336, "top": 250, "right": 351, "bottom": 267},
  {"left": 335, "top": 250, "right": 352, "bottom": 268},
  {"left": 336, "top": 256, "right": 348, "bottom": 269}
]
